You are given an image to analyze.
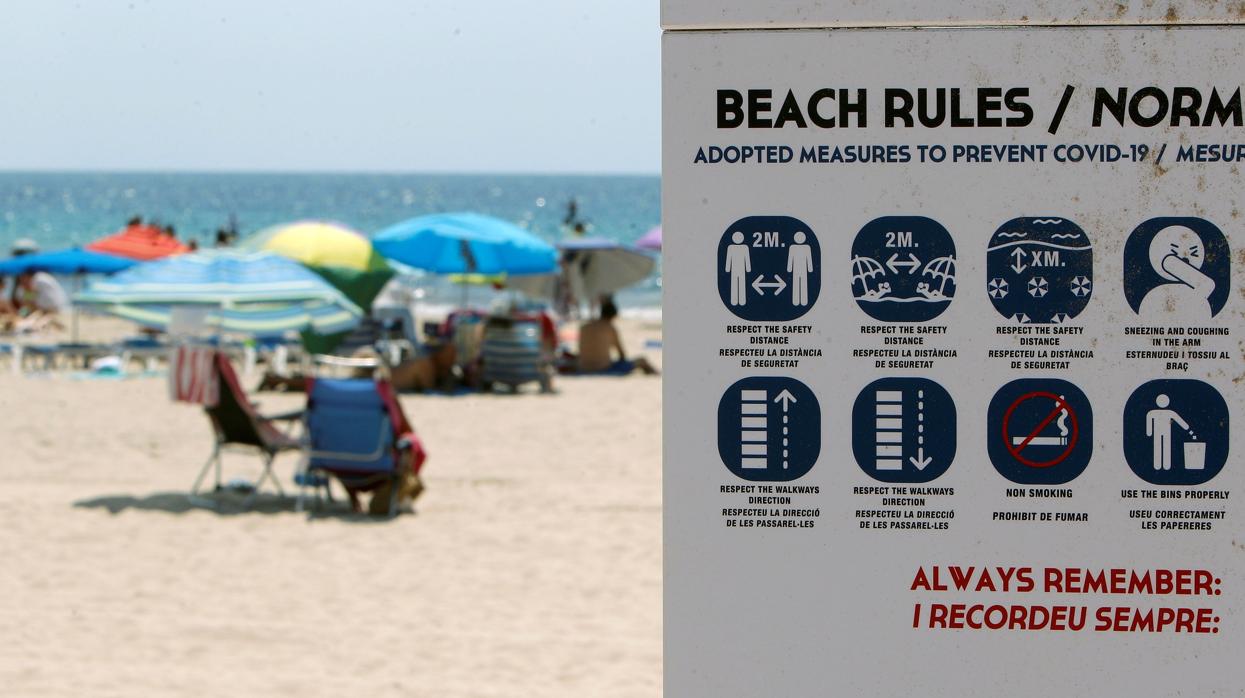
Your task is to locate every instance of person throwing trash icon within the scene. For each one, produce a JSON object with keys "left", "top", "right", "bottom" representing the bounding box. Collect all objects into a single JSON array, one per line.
[
  {"left": 1146, "top": 393, "right": 1191, "bottom": 470},
  {"left": 787, "top": 231, "right": 814, "bottom": 307},
  {"left": 724, "top": 231, "right": 752, "bottom": 306}
]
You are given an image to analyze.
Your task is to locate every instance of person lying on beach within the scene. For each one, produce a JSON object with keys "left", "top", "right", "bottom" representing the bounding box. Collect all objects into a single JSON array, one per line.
[{"left": 567, "top": 298, "right": 658, "bottom": 376}]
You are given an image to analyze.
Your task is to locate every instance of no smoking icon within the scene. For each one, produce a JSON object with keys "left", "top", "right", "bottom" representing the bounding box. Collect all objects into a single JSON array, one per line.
[{"left": 988, "top": 379, "right": 1094, "bottom": 485}]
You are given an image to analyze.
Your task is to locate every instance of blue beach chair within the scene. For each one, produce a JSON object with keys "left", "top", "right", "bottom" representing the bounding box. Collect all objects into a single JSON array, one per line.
[{"left": 298, "top": 376, "right": 426, "bottom": 516}]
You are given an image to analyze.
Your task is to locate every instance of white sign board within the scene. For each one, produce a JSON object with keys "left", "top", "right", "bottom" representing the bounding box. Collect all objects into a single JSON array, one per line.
[{"left": 663, "top": 22, "right": 1245, "bottom": 697}]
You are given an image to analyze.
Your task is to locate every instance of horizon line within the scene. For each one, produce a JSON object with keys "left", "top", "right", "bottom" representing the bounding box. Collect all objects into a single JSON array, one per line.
[{"left": 0, "top": 166, "right": 662, "bottom": 178}]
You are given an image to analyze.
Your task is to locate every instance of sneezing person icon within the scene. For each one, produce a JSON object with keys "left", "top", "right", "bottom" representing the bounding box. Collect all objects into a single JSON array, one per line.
[
  {"left": 1123, "top": 217, "right": 1230, "bottom": 320},
  {"left": 1139, "top": 225, "right": 1216, "bottom": 320}
]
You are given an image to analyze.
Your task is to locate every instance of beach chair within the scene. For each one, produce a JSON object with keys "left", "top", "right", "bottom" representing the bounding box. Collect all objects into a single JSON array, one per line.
[
  {"left": 0, "top": 343, "right": 21, "bottom": 375},
  {"left": 191, "top": 351, "right": 303, "bottom": 505},
  {"left": 373, "top": 304, "right": 418, "bottom": 364},
  {"left": 479, "top": 317, "right": 551, "bottom": 392},
  {"left": 119, "top": 338, "right": 169, "bottom": 372},
  {"left": 298, "top": 375, "right": 426, "bottom": 516}
]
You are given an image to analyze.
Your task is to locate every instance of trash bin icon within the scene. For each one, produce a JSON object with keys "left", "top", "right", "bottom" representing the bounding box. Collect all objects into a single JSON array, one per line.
[{"left": 1184, "top": 441, "right": 1206, "bottom": 470}]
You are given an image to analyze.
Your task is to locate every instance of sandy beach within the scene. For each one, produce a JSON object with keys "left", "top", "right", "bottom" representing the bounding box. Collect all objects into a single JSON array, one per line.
[{"left": 0, "top": 317, "right": 662, "bottom": 697}]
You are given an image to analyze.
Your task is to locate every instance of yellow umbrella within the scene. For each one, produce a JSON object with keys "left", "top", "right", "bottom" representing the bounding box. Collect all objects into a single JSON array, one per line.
[{"left": 243, "top": 221, "right": 394, "bottom": 310}]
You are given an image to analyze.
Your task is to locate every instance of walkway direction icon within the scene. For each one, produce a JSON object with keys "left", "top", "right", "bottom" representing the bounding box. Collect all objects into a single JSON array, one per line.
[
  {"left": 1123, "top": 218, "right": 1231, "bottom": 320},
  {"left": 1123, "top": 379, "right": 1229, "bottom": 486},
  {"left": 986, "top": 217, "right": 1093, "bottom": 324},
  {"left": 987, "top": 378, "right": 1094, "bottom": 485},
  {"left": 718, "top": 376, "right": 820, "bottom": 482},
  {"left": 851, "top": 217, "right": 957, "bottom": 322},
  {"left": 718, "top": 216, "right": 821, "bottom": 321},
  {"left": 852, "top": 377, "right": 956, "bottom": 483}
]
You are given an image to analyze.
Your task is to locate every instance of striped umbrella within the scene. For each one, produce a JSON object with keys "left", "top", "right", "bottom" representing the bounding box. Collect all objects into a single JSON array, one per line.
[
  {"left": 242, "top": 221, "right": 394, "bottom": 311},
  {"left": 75, "top": 250, "right": 362, "bottom": 335}
]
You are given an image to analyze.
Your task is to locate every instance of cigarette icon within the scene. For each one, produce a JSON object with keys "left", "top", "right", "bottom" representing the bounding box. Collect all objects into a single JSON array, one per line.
[
  {"left": 1011, "top": 436, "right": 1069, "bottom": 446},
  {"left": 1011, "top": 397, "right": 1071, "bottom": 447}
]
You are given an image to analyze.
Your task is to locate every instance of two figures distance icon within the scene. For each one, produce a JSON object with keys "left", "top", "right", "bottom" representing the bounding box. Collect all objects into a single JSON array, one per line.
[
  {"left": 725, "top": 230, "right": 814, "bottom": 307},
  {"left": 718, "top": 216, "right": 821, "bottom": 322}
]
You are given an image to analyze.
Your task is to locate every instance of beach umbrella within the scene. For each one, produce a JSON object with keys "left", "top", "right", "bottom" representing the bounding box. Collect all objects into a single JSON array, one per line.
[
  {"left": 86, "top": 223, "right": 190, "bottom": 261},
  {"left": 372, "top": 212, "right": 558, "bottom": 276},
  {"left": 75, "top": 249, "right": 362, "bottom": 336},
  {"left": 242, "top": 221, "right": 395, "bottom": 311},
  {"left": 636, "top": 225, "right": 662, "bottom": 251},
  {"left": 0, "top": 247, "right": 139, "bottom": 342},
  {"left": 558, "top": 237, "right": 657, "bottom": 298},
  {"left": 0, "top": 247, "right": 136, "bottom": 276}
]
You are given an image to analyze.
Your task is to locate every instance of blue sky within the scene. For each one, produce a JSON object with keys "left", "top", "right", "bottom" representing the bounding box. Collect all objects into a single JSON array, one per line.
[{"left": 0, "top": 1, "right": 660, "bottom": 174}]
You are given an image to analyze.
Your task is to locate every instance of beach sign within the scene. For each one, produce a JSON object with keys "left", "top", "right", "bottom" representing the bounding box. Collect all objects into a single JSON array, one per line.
[{"left": 662, "top": 2, "right": 1245, "bottom": 695}]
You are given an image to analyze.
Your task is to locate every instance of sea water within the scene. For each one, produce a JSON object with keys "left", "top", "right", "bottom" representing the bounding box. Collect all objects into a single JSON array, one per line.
[{"left": 0, "top": 171, "right": 662, "bottom": 309}]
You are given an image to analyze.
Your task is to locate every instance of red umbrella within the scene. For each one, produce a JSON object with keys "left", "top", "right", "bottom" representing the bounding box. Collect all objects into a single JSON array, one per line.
[{"left": 86, "top": 223, "right": 190, "bottom": 261}]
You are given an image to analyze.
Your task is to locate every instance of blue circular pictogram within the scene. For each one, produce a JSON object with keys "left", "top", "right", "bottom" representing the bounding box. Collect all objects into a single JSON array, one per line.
[
  {"left": 1123, "top": 379, "right": 1229, "bottom": 486},
  {"left": 718, "top": 376, "right": 820, "bottom": 482},
  {"left": 717, "top": 216, "right": 820, "bottom": 322},
  {"left": 852, "top": 377, "right": 956, "bottom": 483},
  {"left": 850, "top": 217, "right": 957, "bottom": 323},
  {"left": 986, "top": 217, "right": 1093, "bottom": 324},
  {"left": 1123, "top": 218, "right": 1231, "bottom": 320},
  {"left": 987, "top": 378, "right": 1094, "bottom": 485}
]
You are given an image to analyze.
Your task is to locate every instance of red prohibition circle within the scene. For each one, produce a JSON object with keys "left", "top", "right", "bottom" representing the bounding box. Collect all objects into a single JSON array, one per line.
[{"left": 1001, "top": 391, "right": 1079, "bottom": 468}]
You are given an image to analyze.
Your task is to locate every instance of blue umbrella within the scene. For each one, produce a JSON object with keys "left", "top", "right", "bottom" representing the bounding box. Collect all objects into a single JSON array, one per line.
[
  {"left": 372, "top": 212, "right": 558, "bottom": 275},
  {"left": 0, "top": 247, "right": 137, "bottom": 275},
  {"left": 75, "top": 250, "right": 363, "bottom": 335}
]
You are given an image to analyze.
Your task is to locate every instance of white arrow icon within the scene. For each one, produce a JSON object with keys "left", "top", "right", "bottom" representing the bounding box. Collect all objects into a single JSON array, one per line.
[
  {"left": 909, "top": 446, "right": 932, "bottom": 470},
  {"left": 1010, "top": 247, "right": 1027, "bottom": 274},
  {"left": 885, "top": 252, "right": 921, "bottom": 275},
  {"left": 751, "top": 274, "right": 788, "bottom": 296},
  {"left": 774, "top": 389, "right": 797, "bottom": 411},
  {"left": 774, "top": 389, "right": 797, "bottom": 469}
]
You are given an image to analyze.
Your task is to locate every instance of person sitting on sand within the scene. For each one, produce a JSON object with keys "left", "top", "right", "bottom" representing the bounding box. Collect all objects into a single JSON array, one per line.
[
  {"left": 572, "top": 298, "right": 657, "bottom": 375},
  {"left": 12, "top": 269, "right": 69, "bottom": 332}
]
